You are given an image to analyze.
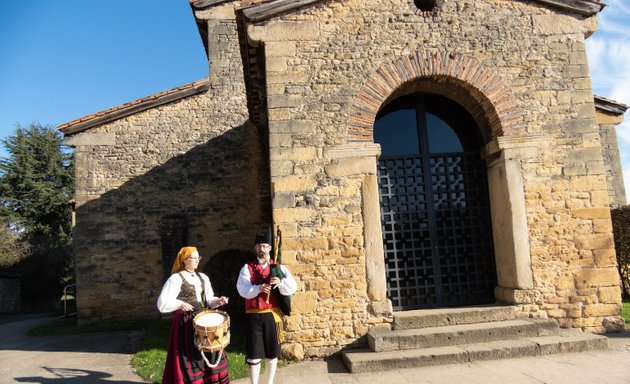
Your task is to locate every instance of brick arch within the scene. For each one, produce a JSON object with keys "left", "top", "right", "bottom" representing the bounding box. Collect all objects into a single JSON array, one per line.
[{"left": 348, "top": 52, "right": 525, "bottom": 142}]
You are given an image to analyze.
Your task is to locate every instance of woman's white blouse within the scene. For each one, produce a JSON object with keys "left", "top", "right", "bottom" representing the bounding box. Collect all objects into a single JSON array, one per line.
[{"left": 157, "top": 272, "right": 220, "bottom": 313}]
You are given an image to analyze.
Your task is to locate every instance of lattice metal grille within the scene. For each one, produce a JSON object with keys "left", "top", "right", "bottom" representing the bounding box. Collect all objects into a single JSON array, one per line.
[{"left": 378, "top": 152, "right": 495, "bottom": 310}]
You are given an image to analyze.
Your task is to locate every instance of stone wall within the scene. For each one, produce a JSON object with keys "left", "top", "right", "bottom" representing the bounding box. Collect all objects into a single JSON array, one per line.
[
  {"left": 65, "top": 16, "right": 269, "bottom": 321},
  {"left": 596, "top": 109, "right": 627, "bottom": 208},
  {"left": 238, "top": 0, "right": 624, "bottom": 356}
]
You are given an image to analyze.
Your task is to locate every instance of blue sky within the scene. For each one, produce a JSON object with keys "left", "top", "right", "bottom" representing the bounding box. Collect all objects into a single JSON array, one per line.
[
  {"left": 0, "top": 1, "right": 628, "bottom": 201},
  {"left": 0, "top": 0, "right": 208, "bottom": 142}
]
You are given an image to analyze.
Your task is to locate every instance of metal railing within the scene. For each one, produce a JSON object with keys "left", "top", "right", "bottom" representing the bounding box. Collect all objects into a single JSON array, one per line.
[{"left": 59, "top": 284, "right": 77, "bottom": 318}]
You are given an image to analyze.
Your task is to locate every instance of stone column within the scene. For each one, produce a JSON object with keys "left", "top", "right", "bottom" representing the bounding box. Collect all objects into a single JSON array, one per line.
[
  {"left": 485, "top": 135, "right": 549, "bottom": 304},
  {"left": 324, "top": 142, "right": 392, "bottom": 316}
]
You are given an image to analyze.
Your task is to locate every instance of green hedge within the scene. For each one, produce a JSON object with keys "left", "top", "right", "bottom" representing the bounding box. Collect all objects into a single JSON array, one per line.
[{"left": 611, "top": 205, "right": 630, "bottom": 298}]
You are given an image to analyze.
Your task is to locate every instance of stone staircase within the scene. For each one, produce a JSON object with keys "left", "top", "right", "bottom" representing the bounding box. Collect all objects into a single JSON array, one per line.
[{"left": 342, "top": 305, "right": 609, "bottom": 373}]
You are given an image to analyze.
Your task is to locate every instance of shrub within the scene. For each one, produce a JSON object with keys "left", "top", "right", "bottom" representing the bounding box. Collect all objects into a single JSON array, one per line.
[{"left": 611, "top": 205, "right": 630, "bottom": 298}]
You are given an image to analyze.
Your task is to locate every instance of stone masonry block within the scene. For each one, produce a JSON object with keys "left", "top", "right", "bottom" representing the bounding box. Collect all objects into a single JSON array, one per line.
[
  {"left": 274, "top": 175, "right": 318, "bottom": 192},
  {"left": 598, "top": 286, "right": 622, "bottom": 304},
  {"left": 573, "top": 234, "right": 614, "bottom": 250},
  {"left": 248, "top": 21, "right": 320, "bottom": 42},
  {"left": 270, "top": 120, "right": 315, "bottom": 134},
  {"left": 274, "top": 207, "right": 315, "bottom": 223},
  {"left": 575, "top": 268, "right": 621, "bottom": 289},
  {"left": 586, "top": 162, "right": 606, "bottom": 175},
  {"left": 561, "top": 118, "right": 598, "bottom": 134},
  {"left": 291, "top": 291, "right": 319, "bottom": 314},
  {"left": 592, "top": 219, "right": 613, "bottom": 234},
  {"left": 566, "top": 148, "right": 603, "bottom": 163},
  {"left": 270, "top": 133, "right": 293, "bottom": 148},
  {"left": 325, "top": 158, "right": 376, "bottom": 177},
  {"left": 268, "top": 95, "right": 304, "bottom": 108},
  {"left": 570, "top": 207, "right": 611, "bottom": 219},
  {"left": 584, "top": 304, "right": 621, "bottom": 317},
  {"left": 266, "top": 41, "right": 297, "bottom": 57},
  {"left": 582, "top": 133, "right": 601, "bottom": 148},
  {"left": 271, "top": 147, "right": 318, "bottom": 162},
  {"left": 531, "top": 14, "right": 580, "bottom": 35},
  {"left": 591, "top": 190, "right": 610, "bottom": 207},
  {"left": 593, "top": 249, "right": 616, "bottom": 267},
  {"left": 270, "top": 160, "right": 294, "bottom": 177},
  {"left": 273, "top": 191, "right": 296, "bottom": 208},
  {"left": 569, "top": 175, "right": 606, "bottom": 192},
  {"left": 267, "top": 56, "right": 288, "bottom": 72}
]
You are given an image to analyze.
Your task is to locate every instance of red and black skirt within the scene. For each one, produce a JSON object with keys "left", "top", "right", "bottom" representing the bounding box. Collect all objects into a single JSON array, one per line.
[{"left": 162, "top": 309, "right": 230, "bottom": 384}]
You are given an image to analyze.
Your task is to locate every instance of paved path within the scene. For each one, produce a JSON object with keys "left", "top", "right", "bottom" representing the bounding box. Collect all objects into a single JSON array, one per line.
[
  {"left": 0, "top": 314, "right": 145, "bottom": 384},
  {"left": 1, "top": 313, "right": 629, "bottom": 384},
  {"left": 232, "top": 332, "right": 630, "bottom": 384}
]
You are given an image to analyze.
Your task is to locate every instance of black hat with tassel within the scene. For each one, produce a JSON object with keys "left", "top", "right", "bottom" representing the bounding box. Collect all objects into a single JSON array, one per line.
[{"left": 254, "top": 226, "right": 273, "bottom": 245}]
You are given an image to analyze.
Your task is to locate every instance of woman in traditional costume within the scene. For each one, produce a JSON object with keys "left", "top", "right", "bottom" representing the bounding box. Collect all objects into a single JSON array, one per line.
[{"left": 158, "top": 246, "right": 230, "bottom": 384}]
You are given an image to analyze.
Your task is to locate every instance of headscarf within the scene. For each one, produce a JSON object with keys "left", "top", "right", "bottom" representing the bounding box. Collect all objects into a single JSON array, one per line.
[{"left": 170, "top": 246, "right": 198, "bottom": 275}]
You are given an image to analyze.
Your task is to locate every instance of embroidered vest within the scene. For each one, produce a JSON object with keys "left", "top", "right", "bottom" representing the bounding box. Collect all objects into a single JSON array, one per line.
[
  {"left": 245, "top": 261, "right": 280, "bottom": 311},
  {"left": 176, "top": 272, "right": 206, "bottom": 310}
]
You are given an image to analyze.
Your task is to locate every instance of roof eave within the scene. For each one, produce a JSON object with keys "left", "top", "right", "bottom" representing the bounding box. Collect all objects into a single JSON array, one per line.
[
  {"left": 239, "top": 0, "right": 328, "bottom": 23},
  {"left": 59, "top": 79, "right": 210, "bottom": 136},
  {"left": 531, "top": 0, "right": 606, "bottom": 16},
  {"left": 594, "top": 95, "right": 629, "bottom": 116}
]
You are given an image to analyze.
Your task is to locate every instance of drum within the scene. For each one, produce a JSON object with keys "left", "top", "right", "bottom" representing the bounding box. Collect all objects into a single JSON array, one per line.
[{"left": 193, "top": 309, "right": 230, "bottom": 353}]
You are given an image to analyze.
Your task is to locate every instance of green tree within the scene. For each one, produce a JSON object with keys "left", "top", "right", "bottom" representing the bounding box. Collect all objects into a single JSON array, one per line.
[
  {"left": 0, "top": 221, "right": 30, "bottom": 268},
  {"left": 0, "top": 123, "right": 74, "bottom": 301},
  {"left": 611, "top": 205, "right": 630, "bottom": 299}
]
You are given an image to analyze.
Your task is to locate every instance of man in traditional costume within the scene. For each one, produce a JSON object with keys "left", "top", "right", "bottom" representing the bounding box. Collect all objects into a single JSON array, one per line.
[
  {"left": 158, "top": 246, "right": 230, "bottom": 384},
  {"left": 236, "top": 228, "right": 298, "bottom": 384}
]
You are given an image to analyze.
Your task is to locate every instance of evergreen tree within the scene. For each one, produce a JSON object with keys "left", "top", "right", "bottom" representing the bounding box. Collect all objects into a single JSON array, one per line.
[
  {"left": 0, "top": 221, "right": 30, "bottom": 268},
  {"left": 0, "top": 123, "right": 74, "bottom": 301}
]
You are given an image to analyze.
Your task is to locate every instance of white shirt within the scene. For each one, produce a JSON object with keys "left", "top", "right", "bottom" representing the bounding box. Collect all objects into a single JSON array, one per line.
[
  {"left": 236, "top": 262, "right": 298, "bottom": 299},
  {"left": 157, "top": 271, "right": 221, "bottom": 313}
]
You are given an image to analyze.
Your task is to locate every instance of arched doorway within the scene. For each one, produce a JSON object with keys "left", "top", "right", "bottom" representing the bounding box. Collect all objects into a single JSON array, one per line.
[{"left": 375, "top": 92, "right": 496, "bottom": 311}]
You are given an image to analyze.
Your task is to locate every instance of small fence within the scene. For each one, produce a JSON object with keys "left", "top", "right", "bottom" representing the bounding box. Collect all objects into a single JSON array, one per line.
[{"left": 60, "top": 284, "right": 76, "bottom": 318}]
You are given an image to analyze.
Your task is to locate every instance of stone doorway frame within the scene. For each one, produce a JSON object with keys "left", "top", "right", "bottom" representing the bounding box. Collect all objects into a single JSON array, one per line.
[{"left": 347, "top": 52, "right": 537, "bottom": 312}]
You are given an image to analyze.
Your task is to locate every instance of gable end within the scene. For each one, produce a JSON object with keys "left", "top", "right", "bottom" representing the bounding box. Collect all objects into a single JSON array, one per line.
[{"left": 58, "top": 79, "right": 210, "bottom": 136}]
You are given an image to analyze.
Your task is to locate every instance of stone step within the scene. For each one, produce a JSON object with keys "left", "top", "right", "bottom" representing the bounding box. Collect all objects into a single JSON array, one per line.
[
  {"left": 368, "top": 318, "right": 558, "bottom": 352},
  {"left": 393, "top": 305, "right": 517, "bottom": 330},
  {"left": 343, "top": 329, "right": 609, "bottom": 373}
]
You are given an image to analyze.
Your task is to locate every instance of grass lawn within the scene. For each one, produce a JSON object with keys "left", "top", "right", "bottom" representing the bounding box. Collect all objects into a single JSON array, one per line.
[
  {"left": 28, "top": 315, "right": 282, "bottom": 383},
  {"left": 130, "top": 318, "right": 251, "bottom": 383}
]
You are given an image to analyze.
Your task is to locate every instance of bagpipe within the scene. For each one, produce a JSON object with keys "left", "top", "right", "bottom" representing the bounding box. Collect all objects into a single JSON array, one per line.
[{"left": 265, "top": 225, "right": 292, "bottom": 316}]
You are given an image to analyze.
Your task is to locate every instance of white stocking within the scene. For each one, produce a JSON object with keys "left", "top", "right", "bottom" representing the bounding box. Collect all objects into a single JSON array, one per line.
[
  {"left": 248, "top": 359, "right": 261, "bottom": 384},
  {"left": 265, "top": 358, "right": 278, "bottom": 384}
]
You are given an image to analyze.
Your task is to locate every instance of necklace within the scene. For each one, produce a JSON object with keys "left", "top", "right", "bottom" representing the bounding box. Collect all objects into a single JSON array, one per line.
[{"left": 184, "top": 269, "right": 196, "bottom": 277}]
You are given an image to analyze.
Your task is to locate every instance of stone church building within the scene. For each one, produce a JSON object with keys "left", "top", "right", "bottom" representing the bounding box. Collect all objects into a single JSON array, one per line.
[{"left": 59, "top": 0, "right": 628, "bottom": 358}]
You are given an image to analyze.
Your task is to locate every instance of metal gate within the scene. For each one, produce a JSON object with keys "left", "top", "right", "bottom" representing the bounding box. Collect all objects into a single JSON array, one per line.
[{"left": 376, "top": 93, "right": 496, "bottom": 311}]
